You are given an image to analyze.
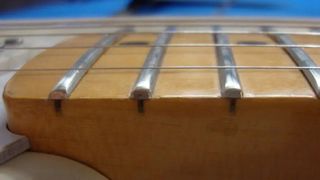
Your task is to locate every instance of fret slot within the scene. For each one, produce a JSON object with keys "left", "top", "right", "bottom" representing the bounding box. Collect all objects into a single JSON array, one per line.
[
  {"left": 273, "top": 34, "right": 320, "bottom": 97},
  {"left": 48, "top": 29, "right": 129, "bottom": 100},
  {"left": 214, "top": 27, "right": 242, "bottom": 98},
  {"left": 130, "top": 26, "right": 175, "bottom": 100}
]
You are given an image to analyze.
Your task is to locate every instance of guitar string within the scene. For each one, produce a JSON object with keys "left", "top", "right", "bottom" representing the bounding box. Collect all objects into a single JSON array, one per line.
[
  {"left": 1, "top": 43, "right": 320, "bottom": 50},
  {"left": 1, "top": 25, "right": 319, "bottom": 72},
  {"left": 1, "top": 21, "right": 319, "bottom": 30},
  {"left": 1, "top": 30, "right": 320, "bottom": 38},
  {"left": 1, "top": 66, "right": 320, "bottom": 72}
]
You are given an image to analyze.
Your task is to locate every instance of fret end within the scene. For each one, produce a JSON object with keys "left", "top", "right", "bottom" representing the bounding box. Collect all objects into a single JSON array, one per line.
[
  {"left": 131, "top": 87, "right": 151, "bottom": 100},
  {"left": 49, "top": 89, "right": 66, "bottom": 112},
  {"left": 48, "top": 90, "right": 68, "bottom": 100},
  {"left": 131, "top": 87, "right": 151, "bottom": 113},
  {"left": 222, "top": 88, "right": 242, "bottom": 99}
]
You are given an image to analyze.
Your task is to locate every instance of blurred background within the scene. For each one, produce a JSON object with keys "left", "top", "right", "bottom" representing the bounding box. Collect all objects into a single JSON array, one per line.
[{"left": 0, "top": 0, "right": 319, "bottom": 19}]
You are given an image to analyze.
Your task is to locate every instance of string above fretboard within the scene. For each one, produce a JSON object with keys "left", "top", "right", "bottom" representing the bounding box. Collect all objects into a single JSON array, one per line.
[
  {"left": 2, "top": 21, "right": 320, "bottom": 112},
  {"left": 1, "top": 30, "right": 320, "bottom": 38}
]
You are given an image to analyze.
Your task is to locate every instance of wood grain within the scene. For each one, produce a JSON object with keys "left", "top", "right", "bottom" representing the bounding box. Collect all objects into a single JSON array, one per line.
[{"left": 4, "top": 31, "right": 320, "bottom": 180}]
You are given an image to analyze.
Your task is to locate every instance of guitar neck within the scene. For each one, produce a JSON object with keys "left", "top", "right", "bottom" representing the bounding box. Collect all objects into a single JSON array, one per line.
[{"left": 2, "top": 17, "right": 320, "bottom": 180}]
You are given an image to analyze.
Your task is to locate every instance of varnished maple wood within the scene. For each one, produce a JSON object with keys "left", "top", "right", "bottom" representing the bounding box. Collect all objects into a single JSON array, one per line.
[
  {"left": 229, "top": 34, "right": 315, "bottom": 97},
  {"left": 154, "top": 34, "right": 220, "bottom": 97},
  {"left": 5, "top": 98, "right": 320, "bottom": 180},
  {"left": 3, "top": 22, "right": 320, "bottom": 180}
]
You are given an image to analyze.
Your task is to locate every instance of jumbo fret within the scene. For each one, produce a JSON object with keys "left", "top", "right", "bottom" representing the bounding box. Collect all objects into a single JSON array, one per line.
[
  {"left": 48, "top": 28, "right": 130, "bottom": 100},
  {"left": 130, "top": 26, "right": 175, "bottom": 112},
  {"left": 272, "top": 34, "right": 320, "bottom": 96},
  {"left": 130, "top": 26, "right": 174, "bottom": 99},
  {"left": 214, "top": 26, "right": 242, "bottom": 98}
]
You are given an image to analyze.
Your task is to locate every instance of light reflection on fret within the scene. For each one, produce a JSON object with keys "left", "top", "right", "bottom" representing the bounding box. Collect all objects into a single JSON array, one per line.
[
  {"left": 214, "top": 26, "right": 242, "bottom": 98},
  {"left": 270, "top": 32, "right": 320, "bottom": 97},
  {"left": 48, "top": 28, "right": 130, "bottom": 100},
  {"left": 130, "top": 26, "right": 175, "bottom": 101}
]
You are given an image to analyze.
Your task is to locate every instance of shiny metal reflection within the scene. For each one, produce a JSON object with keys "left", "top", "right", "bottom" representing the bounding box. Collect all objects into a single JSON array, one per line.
[
  {"left": 214, "top": 26, "right": 242, "bottom": 98},
  {"left": 273, "top": 34, "right": 320, "bottom": 97},
  {"left": 49, "top": 28, "right": 130, "bottom": 100},
  {"left": 130, "top": 26, "right": 175, "bottom": 100}
]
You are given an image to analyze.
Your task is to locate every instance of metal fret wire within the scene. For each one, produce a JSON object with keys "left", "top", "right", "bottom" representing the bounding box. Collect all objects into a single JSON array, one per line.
[{"left": 1, "top": 66, "right": 320, "bottom": 72}]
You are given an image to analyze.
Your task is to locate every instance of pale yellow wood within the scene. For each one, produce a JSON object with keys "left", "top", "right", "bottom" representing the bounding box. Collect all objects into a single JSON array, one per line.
[
  {"left": 3, "top": 22, "right": 320, "bottom": 180},
  {"left": 291, "top": 35, "right": 320, "bottom": 65},
  {"left": 5, "top": 34, "right": 317, "bottom": 99},
  {"left": 229, "top": 34, "right": 315, "bottom": 97},
  {"left": 4, "top": 35, "right": 102, "bottom": 99},
  {"left": 154, "top": 34, "right": 220, "bottom": 97},
  {"left": 71, "top": 34, "right": 156, "bottom": 98}
]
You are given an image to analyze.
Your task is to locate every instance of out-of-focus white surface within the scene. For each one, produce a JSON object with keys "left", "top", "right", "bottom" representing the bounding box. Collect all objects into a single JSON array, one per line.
[
  {"left": 0, "top": 36, "right": 108, "bottom": 179},
  {"left": 0, "top": 152, "right": 107, "bottom": 180},
  {"left": 0, "top": 36, "right": 69, "bottom": 128},
  {"left": 0, "top": 36, "right": 69, "bottom": 163}
]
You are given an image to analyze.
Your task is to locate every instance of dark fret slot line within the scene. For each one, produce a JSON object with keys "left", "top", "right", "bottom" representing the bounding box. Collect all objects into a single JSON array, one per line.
[
  {"left": 130, "top": 26, "right": 175, "bottom": 101},
  {"left": 214, "top": 26, "right": 242, "bottom": 98},
  {"left": 272, "top": 34, "right": 320, "bottom": 97},
  {"left": 48, "top": 28, "right": 130, "bottom": 100}
]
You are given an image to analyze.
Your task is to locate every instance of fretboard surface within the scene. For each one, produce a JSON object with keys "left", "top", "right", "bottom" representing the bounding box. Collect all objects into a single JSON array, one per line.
[{"left": 4, "top": 28, "right": 320, "bottom": 99}]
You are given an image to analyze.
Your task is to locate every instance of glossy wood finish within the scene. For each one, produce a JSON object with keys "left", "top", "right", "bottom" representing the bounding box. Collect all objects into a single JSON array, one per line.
[
  {"left": 229, "top": 34, "right": 315, "bottom": 97},
  {"left": 154, "top": 34, "right": 219, "bottom": 97},
  {"left": 5, "top": 98, "right": 320, "bottom": 180},
  {"left": 4, "top": 27, "right": 320, "bottom": 179}
]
